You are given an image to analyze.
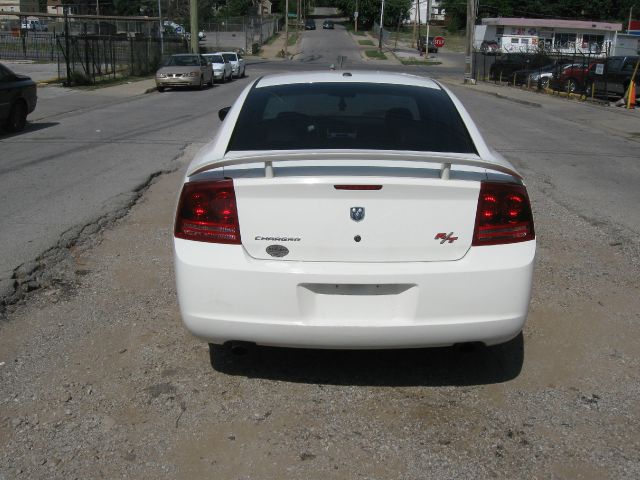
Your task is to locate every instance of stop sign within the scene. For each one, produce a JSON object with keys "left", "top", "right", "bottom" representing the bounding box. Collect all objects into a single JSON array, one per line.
[{"left": 433, "top": 36, "right": 445, "bottom": 48}]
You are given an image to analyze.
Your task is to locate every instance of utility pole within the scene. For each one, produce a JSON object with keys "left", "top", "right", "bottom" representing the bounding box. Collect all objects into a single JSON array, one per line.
[
  {"left": 355, "top": 0, "right": 359, "bottom": 32},
  {"left": 412, "top": 0, "right": 417, "bottom": 48},
  {"left": 190, "top": 0, "right": 198, "bottom": 54},
  {"left": 629, "top": 5, "right": 635, "bottom": 32},
  {"left": 378, "top": 0, "right": 385, "bottom": 51},
  {"left": 284, "top": 0, "right": 289, "bottom": 56},
  {"left": 425, "top": 0, "right": 431, "bottom": 54},
  {"left": 96, "top": 0, "right": 100, "bottom": 35},
  {"left": 260, "top": 0, "right": 263, "bottom": 44},
  {"left": 158, "top": 0, "right": 164, "bottom": 55},
  {"left": 64, "top": 7, "right": 71, "bottom": 86},
  {"left": 464, "top": 0, "right": 477, "bottom": 83}
]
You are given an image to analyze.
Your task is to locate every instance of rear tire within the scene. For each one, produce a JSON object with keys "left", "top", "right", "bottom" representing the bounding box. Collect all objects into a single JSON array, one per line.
[
  {"left": 564, "top": 78, "right": 578, "bottom": 93},
  {"left": 585, "top": 80, "right": 594, "bottom": 97},
  {"left": 4, "top": 100, "right": 27, "bottom": 132},
  {"left": 157, "top": 86, "right": 165, "bottom": 92}
]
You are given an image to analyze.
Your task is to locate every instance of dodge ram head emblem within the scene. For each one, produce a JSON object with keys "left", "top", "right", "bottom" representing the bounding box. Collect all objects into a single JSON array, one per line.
[{"left": 350, "top": 207, "right": 365, "bottom": 222}]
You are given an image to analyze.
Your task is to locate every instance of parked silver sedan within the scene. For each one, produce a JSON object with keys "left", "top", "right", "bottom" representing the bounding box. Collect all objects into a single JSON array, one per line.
[
  {"left": 155, "top": 54, "right": 213, "bottom": 92},
  {"left": 202, "top": 54, "right": 232, "bottom": 83}
]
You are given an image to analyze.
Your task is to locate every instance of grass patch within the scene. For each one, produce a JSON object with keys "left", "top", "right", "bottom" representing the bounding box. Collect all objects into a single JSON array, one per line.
[
  {"left": 286, "top": 32, "right": 298, "bottom": 46},
  {"left": 263, "top": 32, "right": 280, "bottom": 45},
  {"left": 400, "top": 59, "right": 443, "bottom": 66},
  {"left": 358, "top": 40, "right": 374, "bottom": 46},
  {"left": 344, "top": 23, "right": 367, "bottom": 36},
  {"left": 365, "top": 49, "right": 387, "bottom": 60},
  {"left": 73, "top": 74, "right": 153, "bottom": 90}
]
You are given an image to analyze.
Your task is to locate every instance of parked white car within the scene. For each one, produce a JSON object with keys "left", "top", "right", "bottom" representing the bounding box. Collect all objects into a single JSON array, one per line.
[
  {"left": 173, "top": 71, "right": 536, "bottom": 350},
  {"left": 215, "top": 51, "right": 245, "bottom": 78},
  {"left": 202, "top": 53, "right": 232, "bottom": 83}
]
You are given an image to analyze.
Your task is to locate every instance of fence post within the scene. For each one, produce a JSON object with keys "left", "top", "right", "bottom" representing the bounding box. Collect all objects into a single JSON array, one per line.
[
  {"left": 130, "top": 37, "right": 134, "bottom": 76},
  {"left": 64, "top": 8, "right": 71, "bottom": 85}
]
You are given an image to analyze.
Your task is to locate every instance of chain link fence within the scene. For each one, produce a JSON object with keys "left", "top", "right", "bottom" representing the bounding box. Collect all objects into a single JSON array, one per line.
[
  {"left": 0, "top": 12, "right": 188, "bottom": 85},
  {"left": 200, "top": 16, "right": 281, "bottom": 54},
  {"left": 471, "top": 47, "right": 640, "bottom": 104}
]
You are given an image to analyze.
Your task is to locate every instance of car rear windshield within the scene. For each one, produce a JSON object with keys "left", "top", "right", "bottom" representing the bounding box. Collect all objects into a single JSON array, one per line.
[
  {"left": 208, "top": 55, "right": 224, "bottom": 63},
  {"left": 165, "top": 55, "right": 199, "bottom": 66},
  {"left": 222, "top": 54, "right": 236, "bottom": 62},
  {"left": 227, "top": 82, "right": 477, "bottom": 153}
]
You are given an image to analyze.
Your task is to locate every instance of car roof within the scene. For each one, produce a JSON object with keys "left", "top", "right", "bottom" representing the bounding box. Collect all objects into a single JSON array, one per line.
[{"left": 255, "top": 71, "right": 442, "bottom": 90}]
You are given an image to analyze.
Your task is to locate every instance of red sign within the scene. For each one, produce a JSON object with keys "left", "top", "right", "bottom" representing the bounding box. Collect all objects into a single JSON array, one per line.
[{"left": 433, "top": 36, "right": 445, "bottom": 48}]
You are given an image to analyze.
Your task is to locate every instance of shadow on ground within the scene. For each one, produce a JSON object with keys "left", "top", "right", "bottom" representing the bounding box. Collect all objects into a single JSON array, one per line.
[
  {"left": 209, "top": 333, "right": 524, "bottom": 387},
  {"left": 0, "top": 122, "right": 60, "bottom": 138}
]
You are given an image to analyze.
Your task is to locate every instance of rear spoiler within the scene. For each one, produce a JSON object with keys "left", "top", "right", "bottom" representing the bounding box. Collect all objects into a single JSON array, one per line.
[{"left": 187, "top": 150, "right": 522, "bottom": 180}]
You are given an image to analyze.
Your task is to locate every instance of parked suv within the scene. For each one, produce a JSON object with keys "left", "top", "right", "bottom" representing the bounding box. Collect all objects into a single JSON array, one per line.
[
  {"left": 480, "top": 40, "right": 500, "bottom": 55},
  {"left": 418, "top": 36, "right": 438, "bottom": 54},
  {"left": 585, "top": 56, "right": 640, "bottom": 99},
  {"left": 550, "top": 62, "right": 596, "bottom": 93}
]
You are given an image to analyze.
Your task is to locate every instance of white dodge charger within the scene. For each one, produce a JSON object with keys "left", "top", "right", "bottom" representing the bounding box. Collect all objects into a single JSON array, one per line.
[{"left": 173, "top": 71, "right": 536, "bottom": 350}]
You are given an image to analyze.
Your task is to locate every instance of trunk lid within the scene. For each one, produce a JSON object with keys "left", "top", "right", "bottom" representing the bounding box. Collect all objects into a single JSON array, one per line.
[{"left": 234, "top": 176, "right": 480, "bottom": 262}]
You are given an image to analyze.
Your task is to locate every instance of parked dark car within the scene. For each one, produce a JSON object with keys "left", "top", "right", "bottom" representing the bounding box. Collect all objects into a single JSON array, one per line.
[
  {"left": 0, "top": 63, "right": 37, "bottom": 133},
  {"left": 418, "top": 36, "right": 438, "bottom": 54},
  {"left": 489, "top": 53, "right": 555, "bottom": 81},
  {"left": 480, "top": 40, "right": 500, "bottom": 55},
  {"left": 322, "top": 20, "right": 334, "bottom": 29},
  {"left": 304, "top": 19, "right": 316, "bottom": 30},
  {"left": 513, "top": 63, "right": 572, "bottom": 88},
  {"left": 585, "top": 56, "right": 640, "bottom": 99}
]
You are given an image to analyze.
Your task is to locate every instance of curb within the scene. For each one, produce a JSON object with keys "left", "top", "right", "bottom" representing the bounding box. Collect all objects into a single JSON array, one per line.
[{"left": 37, "top": 77, "right": 63, "bottom": 86}]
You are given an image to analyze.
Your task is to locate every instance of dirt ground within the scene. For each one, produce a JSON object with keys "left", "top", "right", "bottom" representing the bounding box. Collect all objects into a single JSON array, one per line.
[{"left": 1, "top": 146, "right": 639, "bottom": 479}]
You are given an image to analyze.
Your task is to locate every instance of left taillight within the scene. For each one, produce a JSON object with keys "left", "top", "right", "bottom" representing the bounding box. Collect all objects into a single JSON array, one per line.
[
  {"left": 472, "top": 182, "right": 535, "bottom": 246},
  {"left": 174, "top": 179, "right": 241, "bottom": 244}
]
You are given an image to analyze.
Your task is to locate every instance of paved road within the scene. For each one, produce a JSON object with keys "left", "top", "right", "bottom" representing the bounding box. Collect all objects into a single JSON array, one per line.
[{"left": 0, "top": 78, "right": 252, "bottom": 298}]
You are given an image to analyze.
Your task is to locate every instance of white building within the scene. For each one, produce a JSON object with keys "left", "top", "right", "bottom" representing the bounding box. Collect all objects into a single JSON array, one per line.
[
  {"left": 613, "top": 34, "right": 640, "bottom": 56},
  {"left": 408, "top": 0, "right": 445, "bottom": 25},
  {"left": 0, "top": 1, "right": 38, "bottom": 13},
  {"left": 478, "top": 17, "right": 622, "bottom": 56}
]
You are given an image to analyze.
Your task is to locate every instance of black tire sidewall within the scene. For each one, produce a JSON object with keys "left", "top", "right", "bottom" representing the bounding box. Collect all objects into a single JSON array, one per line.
[{"left": 5, "top": 101, "right": 27, "bottom": 132}]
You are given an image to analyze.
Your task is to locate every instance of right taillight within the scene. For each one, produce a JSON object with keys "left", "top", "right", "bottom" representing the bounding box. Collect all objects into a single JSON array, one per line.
[
  {"left": 472, "top": 182, "right": 535, "bottom": 246},
  {"left": 174, "top": 179, "right": 241, "bottom": 244}
]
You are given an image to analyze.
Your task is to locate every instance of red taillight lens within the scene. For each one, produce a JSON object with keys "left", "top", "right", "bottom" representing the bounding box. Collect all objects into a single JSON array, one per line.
[
  {"left": 174, "top": 179, "right": 241, "bottom": 244},
  {"left": 472, "top": 182, "right": 535, "bottom": 246}
]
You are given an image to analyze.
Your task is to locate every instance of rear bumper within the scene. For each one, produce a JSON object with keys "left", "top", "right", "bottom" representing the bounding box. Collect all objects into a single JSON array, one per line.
[{"left": 174, "top": 239, "right": 535, "bottom": 349}]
